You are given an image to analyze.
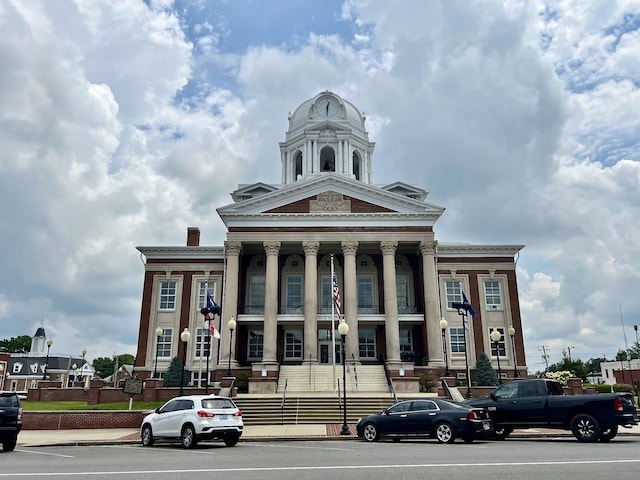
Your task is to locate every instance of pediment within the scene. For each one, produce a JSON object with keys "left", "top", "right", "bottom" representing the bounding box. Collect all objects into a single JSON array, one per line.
[
  {"left": 217, "top": 174, "right": 444, "bottom": 228},
  {"left": 230, "top": 182, "right": 279, "bottom": 202},
  {"left": 382, "top": 182, "right": 427, "bottom": 201}
]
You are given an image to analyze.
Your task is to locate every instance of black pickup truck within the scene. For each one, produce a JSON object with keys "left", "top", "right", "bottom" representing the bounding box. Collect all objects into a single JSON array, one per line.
[
  {"left": 466, "top": 378, "right": 638, "bottom": 442},
  {"left": 0, "top": 392, "right": 22, "bottom": 452}
]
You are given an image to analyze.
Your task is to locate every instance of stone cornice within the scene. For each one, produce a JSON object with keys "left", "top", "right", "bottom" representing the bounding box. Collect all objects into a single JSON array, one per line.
[
  {"left": 437, "top": 243, "right": 524, "bottom": 257},
  {"left": 137, "top": 246, "right": 225, "bottom": 260}
]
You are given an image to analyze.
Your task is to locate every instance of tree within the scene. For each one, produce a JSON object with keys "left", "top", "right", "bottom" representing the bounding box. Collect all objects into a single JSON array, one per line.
[
  {"left": 117, "top": 353, "right": 135, "bottom": 366},
  {"left": 162, "top": 356, "right": 187, "bottom": 387},
  {"left": 92, "top": 357, "right": 116, "bottom": 379},
  {"left": 475, "top": 352, "right": 499, "bottom": 386},
  {"left": 547, "top": 353, "right": 588, "bottom": 382},
  {"left": 584, "top": 357, "right": 608, "bottom": 376},
  {"left": 0, "top": 335, "right": 32, "bottom": 353}
]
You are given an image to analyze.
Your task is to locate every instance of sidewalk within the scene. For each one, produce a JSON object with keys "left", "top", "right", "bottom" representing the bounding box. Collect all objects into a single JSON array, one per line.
[{"left": 16, "top": 422, "right": 640, "bottom": 447}]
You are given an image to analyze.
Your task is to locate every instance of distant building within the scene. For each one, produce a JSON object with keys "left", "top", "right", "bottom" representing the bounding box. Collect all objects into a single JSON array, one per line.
[
  {"left": 600, "top": 359, "right": 640, "bottom": 386},
  {"left": 134, "top": 91, "right": 527, "bottom": 392},
  {"left": 6, "top": 327, "right": 91, "bottom": 392}
]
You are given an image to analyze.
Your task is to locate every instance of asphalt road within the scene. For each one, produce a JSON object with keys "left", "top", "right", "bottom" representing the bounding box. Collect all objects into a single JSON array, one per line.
[{"left": 2, "top": 437, "right": 640, "bottom": 480}]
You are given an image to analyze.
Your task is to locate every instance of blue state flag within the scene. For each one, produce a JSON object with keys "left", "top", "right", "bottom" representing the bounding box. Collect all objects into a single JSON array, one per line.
[{"left": 461, "top": 290, "right": 477, "bottom": 318}]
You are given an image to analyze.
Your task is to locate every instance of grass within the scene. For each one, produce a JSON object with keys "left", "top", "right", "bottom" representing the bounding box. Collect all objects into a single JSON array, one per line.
[{"left": 21, "top": 400, "right": 165, "bottom": 411}]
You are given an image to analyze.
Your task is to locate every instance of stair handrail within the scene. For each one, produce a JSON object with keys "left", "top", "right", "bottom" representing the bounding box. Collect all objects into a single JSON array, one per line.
[
  {"left": 280, "top": 379, "right": 288, "bottom": 425},
  {"left": 308, "top": 354, "right": 312, "bottom": 389},
  {"left": 351, "top": 353, "right": 358, "bottom": 391},
  {"left": 380, "top": 354, "right": 398, "bottom": 403}
]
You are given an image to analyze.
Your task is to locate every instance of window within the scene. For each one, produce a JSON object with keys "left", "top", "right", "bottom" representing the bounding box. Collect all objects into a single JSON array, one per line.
[
  {"left": 484, "top": 281, "right": 502, "bottom": 310},
  {"left": 197, "top": 281, "right": 216, "bottom": 308},
  {"left": 399, "top": 329, "right": 413, "bottom": 355},
  {"left": 156, "top": 328, "right": 173, "bottom": 358},
  {"left": 449, "top": 327, "right": 466, "bottom": 353},
  {"left": 445, "top": 281, "right": 462, "bottom": 309},
  {"left": 285, "top": 275, "right": 303, "bottom": 314},
  {"left": 489, "top": 328, "right": 507, "bottom": 357},
  {"left": 284, "top": 330, "right": 303, "bottom": 359},
  {"left": 359, "top": 329, "right": 376, "bottom": 359},
  {"left": 248, "top": 330, "right": 264, "bottom": 359},
  {"left": 396, "top": 274, "right": 411, "bottom": 313},
  {"left": 357, "top": 275, "right": 375, "bottom": 313},
  {"left": 159, "top": 281, "right": 177, "bottom": 310},
  {"left": 248, "top": 274, "right": 265, "bottom": 314},
  {"left": 193, "top": 327, "right": 212, "bottom": 359}
]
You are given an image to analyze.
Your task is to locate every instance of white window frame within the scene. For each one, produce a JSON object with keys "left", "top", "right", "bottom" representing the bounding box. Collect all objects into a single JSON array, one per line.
[
  {"left": 248, "top": 274, "right": 265, "bottom": 314},
  {"left": 193, "top": 327, "right": 211, "bottom": 359},
  {"left": 449, "top": 327, "right": 466, "bottom": 354},
  {"left": 489, "top": 327, "right": 507, "bottom": 358},
  {"left": 484, "top": 280, "right": 503, "bottom": 311},
  {"left": 248, "top": 330, "right": 264, "bottom": 360},
  {"left": 399, "top": 328, "right": 413, "bottom": 354},
  {"left": 396, "top": 274, "right": 411, "bottom": 314},
  {"left": 357, "top": 275, "right": 375, "bottom": 313},
  {"left": 284, "top": 329, "right": 303, "bottom": 359},
  {"left": 445, "top": 280, "right": 462, "bottom": 309},
  {"left": 158, "top": 281, "right": 177, "bottom": 310},
  {"left": 285, "top": 275, "right": 304, "bottom": 314},
  {"left": 359, "top": 329, "right": 376, "bottom": 359},
  {"left": 156, "top": 328, "right": 173, "bottom": 358}
]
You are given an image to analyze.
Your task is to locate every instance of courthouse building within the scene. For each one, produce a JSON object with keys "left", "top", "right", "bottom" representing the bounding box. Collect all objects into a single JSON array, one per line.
[{"left": 134, "top": 91, "right": 527, "bottom": 393}]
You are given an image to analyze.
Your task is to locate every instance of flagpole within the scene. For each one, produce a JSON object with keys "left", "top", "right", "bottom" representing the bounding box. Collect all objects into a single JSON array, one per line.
[
  {"left": 331, "top": 254, "right": 336, "bottom": 391},
  {"left": 463, "top": 311, "right": 471, "bottom": 397}
]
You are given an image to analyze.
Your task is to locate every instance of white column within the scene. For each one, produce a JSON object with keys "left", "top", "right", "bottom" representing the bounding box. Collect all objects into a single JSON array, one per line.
[
  {"left": 303, "top": 241, "right": 319, "bottom": 363},
  {"left": 381, "top": 241, "right": 400, "bottom": 365},
  {"left": 420, "top": 240, "right": 443, "bottom": 365},
  {"left": 263, "top": 241, "right": 281, "bottom": 364},
  {"left": 221, "top": 241, "right": 241, "bottom": 367},
  {"left": 342, "top": 241, "right": 359, "bottom": 363}
]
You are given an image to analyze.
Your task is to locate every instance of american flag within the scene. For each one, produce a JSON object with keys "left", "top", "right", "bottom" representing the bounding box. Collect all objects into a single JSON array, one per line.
[{"left": 332, "top": 271, "right": 341, "bottom": 317}]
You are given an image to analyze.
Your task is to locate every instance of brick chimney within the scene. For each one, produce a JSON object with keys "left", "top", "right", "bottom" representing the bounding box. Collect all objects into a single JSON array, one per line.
[{"left": 186, "top": 227, "right": 200, "bottom": 246}]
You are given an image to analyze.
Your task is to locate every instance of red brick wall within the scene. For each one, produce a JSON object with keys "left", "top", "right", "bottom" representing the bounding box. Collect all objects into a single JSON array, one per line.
[{"left": 22, "top": 411, "right": 146, "bottom": 430}]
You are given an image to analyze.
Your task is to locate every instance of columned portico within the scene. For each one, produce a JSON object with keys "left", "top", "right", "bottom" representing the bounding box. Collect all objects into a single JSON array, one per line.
[
  {"left": 302, "top": 240, "right": 319, "bottom": 363},
  {"left": 381, "top": 240, "right": 401, "bottom": 367},
  {"left": 263, "top": 241, "right": 281, "bottom": 365},
  {"left": 341, "top": 240, "right": 359, "bottom": 363}
]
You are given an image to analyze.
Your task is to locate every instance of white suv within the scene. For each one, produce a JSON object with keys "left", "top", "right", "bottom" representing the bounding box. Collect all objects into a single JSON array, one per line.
[{"left": 140, "top": 395, "right": 243, "bottom": 448}]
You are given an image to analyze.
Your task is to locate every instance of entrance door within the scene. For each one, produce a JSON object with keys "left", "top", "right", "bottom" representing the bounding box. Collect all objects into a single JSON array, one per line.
[{"left": 318, "top": 340, "right": 341, "bottom": 364}]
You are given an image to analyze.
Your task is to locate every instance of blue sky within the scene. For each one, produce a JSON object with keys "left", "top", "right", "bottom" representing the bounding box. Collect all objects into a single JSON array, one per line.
[{"left": 1, "top": 0, "right": 639, "bottom": 372}]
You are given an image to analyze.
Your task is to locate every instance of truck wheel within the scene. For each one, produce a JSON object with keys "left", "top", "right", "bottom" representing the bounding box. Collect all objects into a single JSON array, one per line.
[
  {"left": 570, "top": 414, "right": 601, "bottom": 443},
  {"left": 3, "top": 435, "right": 17, "bottom": 452},
  {"left": 493, "top": 427, "right": 513, "bottom": 440},
  {"left": 599, "top": 426, "right": 618, "bottom": 442}
]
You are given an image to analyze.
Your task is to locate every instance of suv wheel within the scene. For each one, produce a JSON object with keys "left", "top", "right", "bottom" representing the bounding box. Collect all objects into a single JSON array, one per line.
[
  {"left": 224, "top": 433, "right": 240, "bottom": 447},
  {"left": 141, "top": 424, "right": 154, "bottom": 447},
  {"left": 181, "top": 425, "right": 198, "bottom": 449}
]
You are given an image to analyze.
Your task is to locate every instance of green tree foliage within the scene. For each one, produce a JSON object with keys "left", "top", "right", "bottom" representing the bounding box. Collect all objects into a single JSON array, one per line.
[
  {"left": 117, "top": 353, "right": 135, "bottom": 366},
  {"left": 0, "top": 335, "right": 32, "bottom": 353},
  {"left": 475, "top": 352, "right": 499, "bottom": 386},
  {"left": 162, "top": 356, "right": 187, "bottom": 387},
  {"left": 584, "top": 357, "right": 608, "bottom": 376},
  {"left": 92, "top": 357, "right": 116, "bottom": 379},
  {"left": 547, "top": 354, "right": 588, "bottom": 382}
]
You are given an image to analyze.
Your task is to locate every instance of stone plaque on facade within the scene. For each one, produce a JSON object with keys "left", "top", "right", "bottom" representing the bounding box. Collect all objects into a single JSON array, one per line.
[{"left": 310, "top": 191, "right": 351, "bottom": 212}]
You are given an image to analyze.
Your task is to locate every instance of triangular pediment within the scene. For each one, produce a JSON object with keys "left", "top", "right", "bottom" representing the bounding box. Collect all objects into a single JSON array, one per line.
[
  {"left": 382, "top": 182, "right": 427, "bottom": 201},
  {"left": 217, "top": 174, "right": 444, "bottom": 229},
  {"left": 230, "top": 182, "right": 279, "bottom": 202}
]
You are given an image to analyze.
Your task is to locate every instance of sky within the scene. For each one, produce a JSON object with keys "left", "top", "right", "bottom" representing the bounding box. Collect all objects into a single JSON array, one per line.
[{"left": 1, "top": 0, "right": 639, "bottom": 373}]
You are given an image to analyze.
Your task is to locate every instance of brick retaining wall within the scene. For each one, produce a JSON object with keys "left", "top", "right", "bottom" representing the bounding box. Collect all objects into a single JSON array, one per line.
[{"left": 22, "top": 411, "right": 146, "bottom": 430}]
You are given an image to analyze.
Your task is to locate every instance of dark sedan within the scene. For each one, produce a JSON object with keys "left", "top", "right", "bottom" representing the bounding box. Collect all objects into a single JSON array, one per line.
[{"left": 356, "top": 398, "right": 493, "bottom": 443}]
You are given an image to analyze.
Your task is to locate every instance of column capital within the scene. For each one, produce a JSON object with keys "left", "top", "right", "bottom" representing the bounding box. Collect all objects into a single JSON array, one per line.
[
  {"left": 380, "top": 240, "right": 398, "bottom": 256},
  {"left": 263, "top": 241, "right": 281, "bottom": 256},
  {"left": 419, "top": 240, "right": 438, "bottom": 256},
  {"left": 224, "top": 241, "right": 242, "bottom": 256},
  {"left": 302, "top": 241, "right": 320, "bottom": 256},
  {"left": 341, "top": 241, "right": 359, "bottom": 256}
]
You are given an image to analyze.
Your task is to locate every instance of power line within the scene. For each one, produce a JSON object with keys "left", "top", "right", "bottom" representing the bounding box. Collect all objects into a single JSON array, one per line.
[{"left": 538, "top": 345, "right": 550, "bottom": 372}]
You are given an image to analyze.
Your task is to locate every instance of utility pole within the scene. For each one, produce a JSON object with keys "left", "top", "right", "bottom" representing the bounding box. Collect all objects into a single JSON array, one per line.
[{"left": 539, "top": 346, "right": 550, "bottom": 372}]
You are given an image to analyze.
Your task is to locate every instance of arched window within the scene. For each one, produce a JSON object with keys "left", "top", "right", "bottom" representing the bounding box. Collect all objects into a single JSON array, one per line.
[
  {"left": 320, "top": 146, "right": 335, "bottom": 172},
  {"left": 353, "top": 151, "right": 361, "bottom": 180},
  {"left": 294, "top": 151, "right": 303, "bottom": 179}
]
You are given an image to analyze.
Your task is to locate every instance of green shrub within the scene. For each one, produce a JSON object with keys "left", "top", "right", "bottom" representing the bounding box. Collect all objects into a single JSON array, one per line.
[
  {"left": 594, "top": 384, "right": 612, "bottom": 393},
  {"left": 234, "top": 371, "right": 250, "bottom": 393},
  {"left": 474, "top": 352, "right": 498, "bottom": 386},
  {"left": 418, "top": 370, "right": 440, "bottom": 392},
  {"left": 612, "top": 383, "right": 633, "bottom": 393}
]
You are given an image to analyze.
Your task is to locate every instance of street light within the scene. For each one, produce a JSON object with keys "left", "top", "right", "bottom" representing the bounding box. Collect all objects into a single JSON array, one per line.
[
  {"left": 508, "top": 326, "right": 518, "bottom": 377},
  {"left": 71, "top": 363, "right": 77, "bottom": 386},
  {"left": 227, "top": 317, "right": 236, "bottom": 376},
  {"left": 338, "top": 321, "right": 350, "bottom": 435},
  {"left": 490, "top": 329, "right": 503, "bottom": 384},
  {"left": 154, "top": 327, "right": 163, "bottom": 379},
  {"left": 81, "top": 347, "right": 87, "bottom": 360},
  {"left": 179, "top": 328, "right": 191, "bottom": 395},
  {"left": 440, "top": 318, "right": 449, "bottom": 376},
  {"left": 43, "top": 338, "right": 53, "bottom": 380}
]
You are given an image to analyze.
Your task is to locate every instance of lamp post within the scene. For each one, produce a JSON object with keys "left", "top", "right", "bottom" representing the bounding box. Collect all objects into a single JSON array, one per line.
[
  {"left": 227, "top": 317, "right": 236, "bottom": 376},
  {"left": 490, "top": 329, "right": 503, "bottom": 384},
  {"left": 43, "top": 338, "right": 53, "bottom": 380},
  {"left": 71, "top": 363, "right": 77, "bottom": 386},
  {"left": 508, "top": 326, "right": 518, "bottom": 377},
  {"left": 338, "top": 321, "right": 350, "bottom": 435},
  {"left": 154, "top": 327, "right": 163, "bottom": 379},
  {"left": 179, "top": 328, "right": 191, "bottom": 395},
  {"left": 440, "top": 318, "right": 449, "bottom": 376},
  {"left": 81, "top": 347, "right": 87, "bottom": 360}
]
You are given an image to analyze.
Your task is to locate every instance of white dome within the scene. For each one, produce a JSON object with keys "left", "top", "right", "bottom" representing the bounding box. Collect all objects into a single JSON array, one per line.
[{"left": 287, "top": 91, "right": 367, "bottom": 135}]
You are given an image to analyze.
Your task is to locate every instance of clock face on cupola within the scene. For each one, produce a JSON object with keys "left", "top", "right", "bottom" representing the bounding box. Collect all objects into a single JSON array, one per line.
[{"left": 312, "top": 95, "right": 343, "bottom": 119}]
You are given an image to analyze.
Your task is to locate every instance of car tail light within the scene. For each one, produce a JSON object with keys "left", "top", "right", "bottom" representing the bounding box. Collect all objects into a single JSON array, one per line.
[
  {"left": 18, "top": 407, "right": 22, "bottom": 421},
  {"left": 614, "top": 397, "right": 623, "bottom": 412},
  {"left": 468, "top": 410, "right": 479, "bottom": 420},
  {"left": 233, "top": 410, "right": 242, "bottom": 417},
  {"left": 197, "top": 410, "right": 216, "bottom": 418}
]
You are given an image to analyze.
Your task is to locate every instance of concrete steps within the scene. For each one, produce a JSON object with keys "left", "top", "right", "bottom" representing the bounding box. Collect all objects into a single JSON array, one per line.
[{"left": 276, "top": 364, "right": 389, "bottom": 393}]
